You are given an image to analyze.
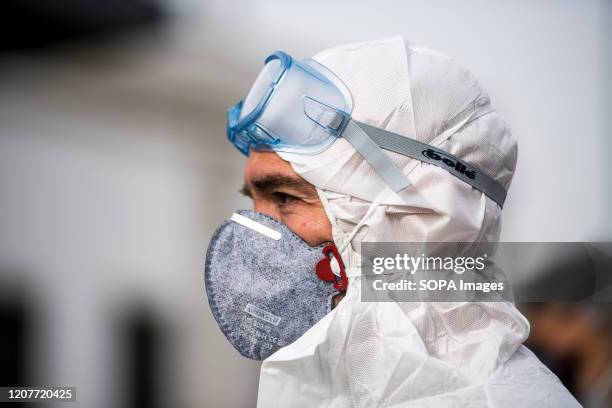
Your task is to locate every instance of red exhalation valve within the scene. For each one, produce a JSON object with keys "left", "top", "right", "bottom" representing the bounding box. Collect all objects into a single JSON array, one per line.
[{"left": 315, "top": 243, "right": 348, "bottom": 291}]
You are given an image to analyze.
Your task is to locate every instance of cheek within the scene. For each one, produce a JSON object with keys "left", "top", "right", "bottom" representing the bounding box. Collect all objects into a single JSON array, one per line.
[
  {"left": 283, "top": 212, "right": 332, "bottom": 246},
  {"left": 252, "top": 197, "right": 282, "bottom": 220}
]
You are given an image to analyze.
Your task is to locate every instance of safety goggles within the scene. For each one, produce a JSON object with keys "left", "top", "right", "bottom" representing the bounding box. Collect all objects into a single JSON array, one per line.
[
  {"left": 227, "top": 51, "right": 352, "bottom": 155},
  {"left": 227, "top": 51, "right": 508, "bottom": 208}
]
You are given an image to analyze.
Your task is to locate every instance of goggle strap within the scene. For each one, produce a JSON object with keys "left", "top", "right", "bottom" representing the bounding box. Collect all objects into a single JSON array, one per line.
[
  {"left": 342, "top": 120, "right": 412, "bottom": 193},
  {"left": 355, "top": 120, "right": 507, "bottom": 208},
  {"left": 303, "top": 96, "right": 348, "bottom": 132}
]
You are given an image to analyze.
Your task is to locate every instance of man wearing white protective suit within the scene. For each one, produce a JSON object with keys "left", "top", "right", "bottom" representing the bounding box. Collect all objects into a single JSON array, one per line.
[{"left": 204, "top": 37, "right": 580, "bottom": 407}]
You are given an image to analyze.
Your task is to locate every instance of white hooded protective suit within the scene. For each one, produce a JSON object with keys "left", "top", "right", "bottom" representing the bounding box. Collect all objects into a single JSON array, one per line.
[{"left": 258, "top": 37, "right": 580, "bottom": 408}]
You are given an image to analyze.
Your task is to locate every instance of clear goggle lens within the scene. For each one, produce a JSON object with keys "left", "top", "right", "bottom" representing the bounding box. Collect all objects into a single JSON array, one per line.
[
  {"left": 227, "top": 52, "right": 352, "bottom": 155},
  {"left": 239, "top": 58, "right": 284, "bottom": 121}
]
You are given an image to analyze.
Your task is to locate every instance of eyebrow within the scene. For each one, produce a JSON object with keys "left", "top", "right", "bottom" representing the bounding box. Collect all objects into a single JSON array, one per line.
[{"left": 241, "top": 173, "right": 315, "bottom": 198}]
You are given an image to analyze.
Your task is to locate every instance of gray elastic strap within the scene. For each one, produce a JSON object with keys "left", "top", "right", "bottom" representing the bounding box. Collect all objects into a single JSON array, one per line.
[
  {"left": 341, "top": 120, "right": 411, "bottom": 193},
  {"left": 355, "top": 121, "right": 507, "bottom": 208}
]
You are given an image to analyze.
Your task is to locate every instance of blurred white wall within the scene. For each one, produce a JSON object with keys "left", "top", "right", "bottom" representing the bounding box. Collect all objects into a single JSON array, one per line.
[{"left": 0, "top": 0, "right": 609, "bottom": 407}]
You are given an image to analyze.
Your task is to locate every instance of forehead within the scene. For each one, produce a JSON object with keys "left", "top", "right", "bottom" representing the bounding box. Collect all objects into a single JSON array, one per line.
[{"left": 244, "top": 150, "right": 297, "bottom": 181}]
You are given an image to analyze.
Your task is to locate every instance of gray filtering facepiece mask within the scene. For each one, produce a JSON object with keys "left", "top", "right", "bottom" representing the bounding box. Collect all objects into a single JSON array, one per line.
[{"left": 204, "top": 210, "right": 348, "bottom": 361}]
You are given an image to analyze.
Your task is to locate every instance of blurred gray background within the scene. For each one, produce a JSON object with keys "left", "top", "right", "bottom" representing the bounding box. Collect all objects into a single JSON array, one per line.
[{"left": 0, "top": 0, "right": 610, "bottom": 407}]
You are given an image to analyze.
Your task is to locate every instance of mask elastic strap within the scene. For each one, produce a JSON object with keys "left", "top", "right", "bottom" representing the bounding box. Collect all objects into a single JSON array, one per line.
[
  {"left": 316, "top": 186, "right": 378, "bottom": 254},
  {"left": 317, "top": 186, "right": 387, "bottom": 278},
  {"left": 337, "top": 198, "right": 381, "bottom": 254}
]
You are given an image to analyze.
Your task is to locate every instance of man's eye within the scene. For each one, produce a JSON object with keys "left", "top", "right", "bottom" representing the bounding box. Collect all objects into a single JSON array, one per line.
[{"left": 274, "top": 192, "right": 296, "bottom": 207}]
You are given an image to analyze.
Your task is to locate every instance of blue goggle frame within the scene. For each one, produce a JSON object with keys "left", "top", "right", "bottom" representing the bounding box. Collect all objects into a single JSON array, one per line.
[{"left": 227, "top": 52, "right": 292, "bottom": 155}]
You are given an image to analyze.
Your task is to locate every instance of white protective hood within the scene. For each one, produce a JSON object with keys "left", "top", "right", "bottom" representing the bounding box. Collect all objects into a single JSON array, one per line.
[{"left": 259, "top": 37, "right": 579, "bottom": 407}]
